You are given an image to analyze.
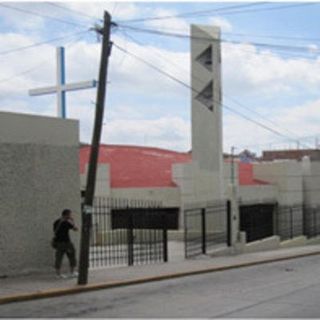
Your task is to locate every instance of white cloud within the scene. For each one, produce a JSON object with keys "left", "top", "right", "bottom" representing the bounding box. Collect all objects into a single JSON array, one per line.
[
  {"left": 223, "top": 98, "right": 320, "bottom": 154},
  {"left": 208, "top": 17, "right": 233, "bottom": 32},
  {"left": 0, "top": 3, "right": 45, "bottom": 32},
  {"left": 64, "top": 2, "right": 140, "bottom": 21},
  {"left": 222, "top": 42, "right": 320, "bottom": 97},
  {"left": 102, "top": 116, "right": 190, "bottom": 151},
  {"left": 144, "top": 8, "right": 190, "bottom": 33},
  {"left": 275, "top": 99, "right": 320, "bottom": 135},
  {"left": 308, "top": 44, "right": 318, "bottom": 54},
  {"left": 109, "top": 35, "right": 190, "bottom": 97},
  {"left": 3, "top": 11, "right": 320, "bottom": 155}
]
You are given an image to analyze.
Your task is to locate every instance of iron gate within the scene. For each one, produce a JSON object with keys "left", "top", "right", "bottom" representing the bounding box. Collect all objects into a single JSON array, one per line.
[
  {"left": 89, "top": 198, "right": 168, "bottom": 268},
  {"left": 184, "top": 201, "right": 229, "bottom": 258},
  {"left": 239, "top": 204, "right": 275, "bottom": 242}
]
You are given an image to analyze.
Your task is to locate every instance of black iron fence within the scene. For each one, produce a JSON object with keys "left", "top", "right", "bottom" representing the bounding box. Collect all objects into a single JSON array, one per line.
[
  {"left": 303, "top": 206, "right": 320, "bottom": 238},
  {"left": 184, "top": 200, "right": 230, "bottom": 258},
  {"left": 275, "top": 205, "right": 303, "bottom": 240},
  {"left": 239, "top": 203, "right": 320, "bottom": 242},
  {"left": 89, "top": 197, "right": 168, "bottom": 268},
  {"left": 239, "top": 204, "right": 275, "bottom": 243}
]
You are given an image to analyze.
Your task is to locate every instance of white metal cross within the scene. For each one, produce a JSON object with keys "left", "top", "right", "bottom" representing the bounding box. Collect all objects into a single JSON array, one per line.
[{"left": 29, "top": 47, "right": 97, "bottom": 118}]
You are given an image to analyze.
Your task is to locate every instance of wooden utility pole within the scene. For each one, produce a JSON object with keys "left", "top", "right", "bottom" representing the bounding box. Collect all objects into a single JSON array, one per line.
[{"left": 78, "top": 11, "right": 114, "bottom": 285}]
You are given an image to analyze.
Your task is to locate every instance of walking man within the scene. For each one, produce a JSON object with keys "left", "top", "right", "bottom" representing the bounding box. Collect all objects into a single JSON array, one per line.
[{"left": 53, "top": 209, "right": 78, "bottom": 278}]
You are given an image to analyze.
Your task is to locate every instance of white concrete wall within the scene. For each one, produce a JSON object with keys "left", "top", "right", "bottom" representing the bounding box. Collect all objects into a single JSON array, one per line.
[
  {"left": 253, "top": 160, "right": 304, "bottom": 239},
  {"left": 173, "top": 162, "right": 225, "bottom": 205},
  {"left": 235, "top": 236, "right": 280, "bottom": 254},
  {"left": 0, "top": 111, "right": 80, "bottom": 276},
  {"left": 253, "top": 161, "right": 303, "bottom": 206},
  {"left": 302, "top": 157, "right": 320, "bottom": 207},
  {"left": 238, "top": 185, "right": 277, "bottom": 205}
]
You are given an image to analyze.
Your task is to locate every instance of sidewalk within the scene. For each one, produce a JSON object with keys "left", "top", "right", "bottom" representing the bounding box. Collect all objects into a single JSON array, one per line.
[{"left": 1, "top": 244, "right": 320, "bottom": 305}]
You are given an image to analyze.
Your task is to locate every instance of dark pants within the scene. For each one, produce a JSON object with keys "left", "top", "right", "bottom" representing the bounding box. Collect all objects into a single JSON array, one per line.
[{"left": 54, "top": 241, "right": 76, "bottom": 270}]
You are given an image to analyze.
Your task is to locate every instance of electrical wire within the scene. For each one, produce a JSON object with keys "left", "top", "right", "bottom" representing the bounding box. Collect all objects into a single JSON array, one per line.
[
  {"left": 223, "top": 31, "right": 320, "bottom": 44},
  {"left": 123, "top": 31, "right": 310, "bottom": 147},
  {"left": 197, "top": 2, "right": 319, "bottom": 18},
  {"left": 0, "top": 32, "right": 88, "bottom": 89},
  {"left": 123, "top": 25, "right": 320, "bottom": 44},
  {"left": 117, "top": 2, "right": 317, "bottom": 24},
  {"left": 0, "top": 61, "right": 49, "bottom": 85},
  {"left": 0, "top": 3, "right": 88, "bottom": 28},
  {"left": 117, "top": 2, "right": 268, "bottom": 23},
  {"left": 117, "top": 25, "right": 320, "bottom": 55},
  {"left": 113, "top": 42, "right": 305, "bottom": 145},
  {"left": 237, "top": 133, "right": 320, "bottom": 151},
  {"left": 0, "top": 30, "right": 89, "bottom": 56},
  {"left": 46, "top": 2, "right": 100, "bottom": 21},
  {"left": 121, "top": 25, "right": 320, "bottom": 62},
  {"left": 224, "top": 95, "right": 307, "bottom": 143}
]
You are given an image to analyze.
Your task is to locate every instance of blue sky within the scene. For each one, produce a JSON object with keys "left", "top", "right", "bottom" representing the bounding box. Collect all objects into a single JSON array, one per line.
[{"left": 1, "top": 1, "right": 320, "bottom": 154}]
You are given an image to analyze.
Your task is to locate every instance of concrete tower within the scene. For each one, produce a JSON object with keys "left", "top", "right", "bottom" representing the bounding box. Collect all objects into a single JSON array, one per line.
[
  {"left": 191, "top": 25, "right": 223, "bottom": 199},
  {"left": 191, "top": 24, "right": 222, "bottom": 173}
]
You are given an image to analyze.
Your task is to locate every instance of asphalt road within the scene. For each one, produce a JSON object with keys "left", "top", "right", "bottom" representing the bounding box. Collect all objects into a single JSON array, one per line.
[{"left": 2, "top": 254, "right": 320, "bottom": 318}]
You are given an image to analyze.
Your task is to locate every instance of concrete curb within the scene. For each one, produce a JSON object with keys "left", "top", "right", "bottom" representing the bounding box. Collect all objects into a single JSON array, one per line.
[{"left": 1, "top": 250, "right": 320, "bottom": 305}]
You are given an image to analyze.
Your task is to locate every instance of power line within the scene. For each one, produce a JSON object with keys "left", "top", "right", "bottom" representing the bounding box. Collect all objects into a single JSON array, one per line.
[
  {"left": 224, "top": 95, "right": 306, "bottom": 143},
  {"left": 117, "top": 2, "right": 317, "bottom": 24},
  {"left": 121, "top": 25, "right": 320, "bottom": 62},
  {"left": 126, "top": 24, "right": 320, "bottom": 44},
  {"left": 118, "top": 25, "right": 320, "bottom": 55},
  {"left": 116, "top": 2, "right": 267, "bottom": 23},
  {"left": 0, "top": 30, "right": 89, "bottom": 56},
  {"left": 46, "top": 2, "right": 100, "bottom": 21},
  {"left": 199, "top": 2, "right": 319, "bottom": 18},
  {"left": 124, "top": 31, "right": 309, "bottom": 146},
  {"left": 223, "top": 31, "right": 320, "bottom": 44},
  {"left": 0, "top": 3, "right": 88, "bottom": 28},
  {"left": 0, "top": 33, "right": 88, "bottom": 93},
  {"left": 0, "top": 61, "right": 49, "bottom": 85},
  {"left": 113, "top": 43, "right": 304, "bottom": 144},
  {"left": 227, "top": 129, "right": 320, "bottom": 150}
]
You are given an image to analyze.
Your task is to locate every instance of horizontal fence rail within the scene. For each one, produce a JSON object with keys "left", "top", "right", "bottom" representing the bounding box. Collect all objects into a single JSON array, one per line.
[
  {"left": 303, "top": 206, "right": 320, "bottom": 238},
  {"left": 184, "top": 200, "right": 229, "bottom": 259},
  {"left": 89, "top": 197, "right": 167, "bottom": 268},
  {"left": 276, "top": 205, "right": 303, "bottom": 241},
  {"left": 239, "top": 204, "right": 275, "bottom": 243},
  {"left": 239, "top": 203, "right": 320, "bottom": 243}
]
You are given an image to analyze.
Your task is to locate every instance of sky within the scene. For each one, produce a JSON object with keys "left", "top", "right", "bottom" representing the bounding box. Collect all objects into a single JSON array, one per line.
[{"left": 1, "top": 1, "right": 320, "bottom": 155}]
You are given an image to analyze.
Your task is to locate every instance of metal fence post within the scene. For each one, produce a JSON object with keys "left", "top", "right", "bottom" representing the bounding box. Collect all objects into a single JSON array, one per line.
[
  {"left": 227, "top": 200, "right": 232, "bottom": 247},
  {"left": 184, "top": 209, "right": 188, "bottom": 259},
  {"left": 201, "top": 208, "right": 206, "bottom": 255},
  {"left": 290, "top": 207, "right": 293, "bottom": 239},
  {"left": 127, "top": 212, "right": 134, "bottom": 266},
  {"left": 302, "top": 206, "right": 306, "bottom": 237},
  {"left": 314, "top": 208, "right": 317, "bottom": 237},
  {"left": 162, "top": 213, "right": 168, "bottom": 263}
]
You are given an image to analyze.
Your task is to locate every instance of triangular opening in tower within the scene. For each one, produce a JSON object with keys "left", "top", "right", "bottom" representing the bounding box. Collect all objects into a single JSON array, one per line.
[
  {"left": 195, "top": 81, "right": 214, "bottom": 111},
  {"left": 196, "top": 45, "right": 212, "bottom": 71}
]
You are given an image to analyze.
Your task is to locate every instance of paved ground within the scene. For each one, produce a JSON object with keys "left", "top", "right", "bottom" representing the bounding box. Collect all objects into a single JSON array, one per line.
[
  {"left": 2, "top": 253, "right": 320, "bottom": 318},
  {"left": 0, "top": 244, "right": 319, "bottom": 306}
]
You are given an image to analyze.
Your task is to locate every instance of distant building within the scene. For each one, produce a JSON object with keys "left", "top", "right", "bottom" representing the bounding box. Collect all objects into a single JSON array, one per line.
[{"left": 262, "top": 149, "right": 320, "bottom": 162}]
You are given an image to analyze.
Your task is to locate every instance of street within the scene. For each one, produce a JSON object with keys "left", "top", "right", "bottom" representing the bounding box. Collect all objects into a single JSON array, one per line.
[{"left": 1, "top": 254, "right": 320, "bottom": 318}]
